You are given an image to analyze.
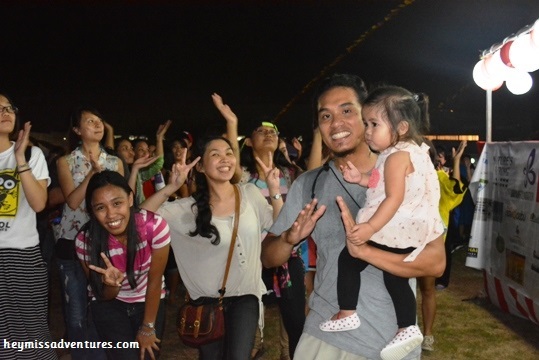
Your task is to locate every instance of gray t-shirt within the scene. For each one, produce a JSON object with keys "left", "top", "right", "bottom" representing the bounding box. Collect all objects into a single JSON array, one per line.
[{"left": 269, "top": 161, "right": 420, "bottom": 359}]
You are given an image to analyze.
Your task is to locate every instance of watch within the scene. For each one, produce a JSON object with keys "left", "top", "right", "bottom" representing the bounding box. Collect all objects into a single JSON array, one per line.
[
  {"left": 142, "top": 322, "right": 155, "bottom": 329},
  {"left": 271, "top": 194, "right": 282, "bottom": 200}
]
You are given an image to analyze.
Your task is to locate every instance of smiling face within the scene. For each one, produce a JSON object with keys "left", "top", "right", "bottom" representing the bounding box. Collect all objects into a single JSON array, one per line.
[
  {"left": 317, "top": 86, "right": 365, "bottom": 157},
  {"left": 90, "top": 184, "right": 134, "bottom": 240},
  {"left": 0, "top": 95, "right": 16, "bottom": 136},
  {"left": 74, "top": 111, "right": 104, "bottom": 142},
  {"left": 171, "top": 140, "right": 186, "bottom": 162},
  {"left": 135, "top": 140, "right": 150, "bottom": 160},
  {"left": 196, "top": 139, "right": 236, "bottom": 182},
  {"left": 116, "top": 139, "right": 135, "bottom": 165}
]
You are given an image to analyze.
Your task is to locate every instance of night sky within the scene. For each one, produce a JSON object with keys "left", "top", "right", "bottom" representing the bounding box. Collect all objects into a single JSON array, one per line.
[{"left": 4, "top": 0, "right": 539, "bottom": 143}]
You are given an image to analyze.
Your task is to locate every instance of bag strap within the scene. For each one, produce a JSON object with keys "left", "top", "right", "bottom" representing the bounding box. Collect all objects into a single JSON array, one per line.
[{"left": 217, "top": 185, "right": 240, "bottom": 304}]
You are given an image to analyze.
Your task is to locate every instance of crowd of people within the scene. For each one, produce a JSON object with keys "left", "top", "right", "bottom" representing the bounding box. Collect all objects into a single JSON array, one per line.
[{"left": 0, "top": 72, "right": 475, "bottom": 360}]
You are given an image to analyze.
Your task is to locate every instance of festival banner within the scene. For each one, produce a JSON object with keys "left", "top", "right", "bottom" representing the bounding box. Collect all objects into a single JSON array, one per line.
[{"left": 466, "top": 142, "right": 539, "bottom": 324}]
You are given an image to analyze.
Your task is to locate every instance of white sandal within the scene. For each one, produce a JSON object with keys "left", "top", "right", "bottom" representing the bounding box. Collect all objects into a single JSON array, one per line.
[
  {"left": 319, "top": 312, "right": 361, "bottom": 332},
  {"left": 380, "top": 325, "right": 423, "bottom": 360}
]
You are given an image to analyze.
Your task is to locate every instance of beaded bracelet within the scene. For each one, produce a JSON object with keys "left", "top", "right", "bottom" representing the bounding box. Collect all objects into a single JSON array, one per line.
[
  {"left": 137, "top": 327, "right": 156, "bottom": 337},
  {"left": 17, "top": 168, "right": 32, "bottom": 174}
]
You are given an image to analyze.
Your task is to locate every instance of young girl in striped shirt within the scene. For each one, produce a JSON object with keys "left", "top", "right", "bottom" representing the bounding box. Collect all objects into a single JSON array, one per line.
[{"left": 76, "top": 170, "right": 170, "bottom": 360}]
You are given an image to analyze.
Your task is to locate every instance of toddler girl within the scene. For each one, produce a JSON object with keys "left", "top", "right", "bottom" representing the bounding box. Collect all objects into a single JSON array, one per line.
[{"left": 320, "top": 86, "right": 445, "bottom": 360}]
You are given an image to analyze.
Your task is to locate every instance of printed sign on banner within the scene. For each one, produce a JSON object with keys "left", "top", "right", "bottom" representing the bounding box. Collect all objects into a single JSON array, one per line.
[{"left": 466, "top": 142, "right": 539, "bottom": 323}]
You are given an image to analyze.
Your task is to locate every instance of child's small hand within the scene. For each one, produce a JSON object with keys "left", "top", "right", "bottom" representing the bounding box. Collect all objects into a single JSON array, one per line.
[
  {"left": 341, "top": 161, "right": 362, "bottom": 184},
  {"left": 346, "top": 222, "right": 373, "bottom": 246}
]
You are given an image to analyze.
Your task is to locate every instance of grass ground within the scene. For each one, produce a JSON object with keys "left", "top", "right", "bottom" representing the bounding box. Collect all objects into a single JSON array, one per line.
[{"left": 50, "top": 248, "right": 539, "bottom": 359}]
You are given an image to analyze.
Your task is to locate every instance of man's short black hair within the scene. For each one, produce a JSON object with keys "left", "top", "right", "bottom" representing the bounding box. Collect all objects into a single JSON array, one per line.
[{"left": 312, "top": 73, "right": 368, "bottom": 128}]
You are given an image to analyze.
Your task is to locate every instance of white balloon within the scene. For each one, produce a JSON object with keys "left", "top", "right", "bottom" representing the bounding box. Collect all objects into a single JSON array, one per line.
[
  {"left": 509, "top": 33, "right": 539, "bottom": 72},
  {"left": 473, "top": 59, "right": 504, "bottom": 91},
  {"left": 484, "top": 50, "right": 512, "bottom": 80},
  {"left": 506, "top": 69, "right": 533, "bottom": 95},
  {"left": 532, "top": 20, "right": 539, "bottom": 47}
]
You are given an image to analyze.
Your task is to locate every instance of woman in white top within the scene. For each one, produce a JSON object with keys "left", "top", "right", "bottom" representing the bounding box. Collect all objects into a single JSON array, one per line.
[
  {"left": 141, "top": 135, "right": 283, "bottom": 360},
  {"left": 0, "top": 92, "right": 56, "bottom": 359}
]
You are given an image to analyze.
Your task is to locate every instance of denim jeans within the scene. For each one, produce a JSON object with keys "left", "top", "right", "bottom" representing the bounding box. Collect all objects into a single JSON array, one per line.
[
  {"left": 56, "top": 257, "right": 106, "bottom": 360},
  {"left": 199, "top": 294, "right": 259, "bottom": 360},
  {"left": 91, "top": 298, "right": 166, "bottom": 360}
]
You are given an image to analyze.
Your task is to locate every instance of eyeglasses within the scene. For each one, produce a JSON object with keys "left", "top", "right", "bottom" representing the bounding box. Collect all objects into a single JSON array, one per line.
[
  {"left": 254, "top": 128, "right": 279, "bottom": 137},
  {"left": 0, "top": 105, "right": 18, "bottom": 114}
]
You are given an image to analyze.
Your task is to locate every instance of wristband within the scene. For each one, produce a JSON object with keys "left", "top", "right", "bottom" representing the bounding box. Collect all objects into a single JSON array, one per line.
[
  {"left": 138, "top": 327, "right": 156, "bottom": 337},
  {"left": 17, "top": 168, "right": 32, "bottom": 174}
]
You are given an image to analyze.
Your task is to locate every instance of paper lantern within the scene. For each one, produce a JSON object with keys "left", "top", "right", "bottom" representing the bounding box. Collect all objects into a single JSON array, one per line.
[
  {"left": 505, "top": 69, "right": 533, "bottom": 95},
  {"left": 532, "top": 19, "right": 539, "bottom": 47},
  {"left": 500, "top": 40, "right": 514, "bottom": 67},
  {"left": 484, "top": 50, "right": 512, "bottom": 80},
  {"left": 473, "top": 59, "right": 504, "bottom": 91},
  {"left": 508, "top": 33, "right": 539, "bottom": 72}
]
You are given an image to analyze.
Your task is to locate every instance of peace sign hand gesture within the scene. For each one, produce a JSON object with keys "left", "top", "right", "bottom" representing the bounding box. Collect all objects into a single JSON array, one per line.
[
  {"left": 89, "top": 252, "right": 125, "bottom": 287},
  {"left": 169, "top": 150, "right": 200, "bottom": 190},
  {"left": 255, "top": 152, "right": 281, "bottom": 194}
]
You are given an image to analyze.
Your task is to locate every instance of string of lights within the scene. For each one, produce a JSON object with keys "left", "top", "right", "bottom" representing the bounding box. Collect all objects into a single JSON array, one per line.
[
  {"left": 473, "top": 18, "right": 539, "bottom": 95},
  {"left": 272, "top": 0, "right": 416, "bottom": 124}
]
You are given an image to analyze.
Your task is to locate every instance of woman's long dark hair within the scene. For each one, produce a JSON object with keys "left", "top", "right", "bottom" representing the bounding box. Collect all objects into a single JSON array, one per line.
[
  {"left": 79, "top": 170, "right": 141, "bottom": 299},
  {"left": 189, "top": 135, "right": 234, "bottom": 245}
]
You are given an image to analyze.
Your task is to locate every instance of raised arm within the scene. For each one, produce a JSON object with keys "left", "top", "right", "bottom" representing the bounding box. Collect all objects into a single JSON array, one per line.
[
  {"left": 255, "top": 152, "right": 283, "bottom": 220},
  {"left": 128, "top": 155, "right": 160, "bottom": 194},
  {"left": 451, "top": 140, "right": 467, "bottom": 182},
  {"left": 155, "top": 120, "right": 171, "bottom": 158},
  {"left": 103, "top": 121, "right": 115, "bottom": 150},
  {"left": 139, "top": 152, "right": 200, "bottom": 212},
  {"left": 212, "top": 93, "right": 242, "bottom": 182},
  {"left": 307, "top": 127, "right": 324, "bottom": 170}
]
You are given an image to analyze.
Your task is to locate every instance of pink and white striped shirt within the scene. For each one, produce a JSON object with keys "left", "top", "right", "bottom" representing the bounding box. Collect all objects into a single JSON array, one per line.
[{"left": 76, "top": 209, "right": 171, "bottom": 303}]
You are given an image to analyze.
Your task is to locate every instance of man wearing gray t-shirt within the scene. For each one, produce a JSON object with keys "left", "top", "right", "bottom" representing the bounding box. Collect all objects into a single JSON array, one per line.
[{"left": 262, "top": 73, "right": 445, "bottom": 359}]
